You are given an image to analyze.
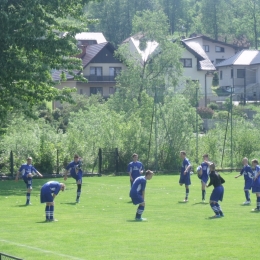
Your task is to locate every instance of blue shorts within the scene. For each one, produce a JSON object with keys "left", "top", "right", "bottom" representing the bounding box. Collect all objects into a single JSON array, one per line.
[
  {"left": 131, "top": 195, "right": 144, "bottom": 205},
  {"left": 179, "top": 174, "right": 191, "bottom": 186},
  {"left": 244, "top": 180, "right": 253, "bottom": 190},
  {"left": 23, "top": 178, "right": 32, "bottom": 189},
  {"left": 71, "top": 174, "right": 82, "bottom": 183},
  {"left": 252, "top": 186, "right": 260, "bottom": 193},
  {"left": 210, "top": 185, "right": 224, "bottom": 202},
  {"left": 201, "top": 175, "right": 209, "bottom": 184},
  {"left": 40, "top": 192, "right": 53, "bottom": 203}
]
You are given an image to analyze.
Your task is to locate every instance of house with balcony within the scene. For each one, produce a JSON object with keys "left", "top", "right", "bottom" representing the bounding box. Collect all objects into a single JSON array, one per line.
[
  {"left": 52, "top": 32, "right": 126, "bottom": 108},
  {"left": 216, "top": 50, "right": 260, "bottom": 102}
]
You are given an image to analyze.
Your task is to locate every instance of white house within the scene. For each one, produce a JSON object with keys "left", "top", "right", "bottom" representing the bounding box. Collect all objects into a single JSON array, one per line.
[{"left": 216, "top": 50, "right": 260, "bottom": 102}]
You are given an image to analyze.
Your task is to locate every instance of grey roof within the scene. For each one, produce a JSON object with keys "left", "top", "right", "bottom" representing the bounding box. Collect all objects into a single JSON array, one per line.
[
  {"left": 75, "top": 32, "right": 107, "bottom": 44},
  {"left": 216, "top": 50, "right": 260, "bottom": 67},
  {"left": 182, "top": 41, "right": 216, "bottom": 71},
  {"left": 52, "top": 42, "right": 110, "bottom": 81}
]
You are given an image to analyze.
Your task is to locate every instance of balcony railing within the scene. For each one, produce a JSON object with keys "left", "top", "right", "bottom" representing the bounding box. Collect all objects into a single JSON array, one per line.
[{"left": 85, "top": 75, "right": 116, "bottom": 82}]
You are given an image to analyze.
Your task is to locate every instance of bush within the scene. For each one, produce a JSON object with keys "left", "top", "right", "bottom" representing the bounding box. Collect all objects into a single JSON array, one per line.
[
  {"left": 212, "top": 111, "right": 229, "bottom": 119},
  {"left": 197, "top": 107, "right": 214, "bottom": 119},
  {"left": 207, "top": 102, "right": 219, "bottom": 110}
]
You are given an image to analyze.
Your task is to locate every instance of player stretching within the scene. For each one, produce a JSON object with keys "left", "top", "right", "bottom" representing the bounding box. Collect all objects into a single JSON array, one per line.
[
  {"left": 130, "top": 170, "right": 153, "bottom": 221},
  {"left": 251, "top": 159, "right": 260, "bottom": 211},
  {"left": 15, "top": 157, "right": 43, "bottom": 205},
  {"left": 235, "top": 157, "right": 254, "bottom": 205},
  {"left": 40, "top": 181, "right": 65, "bottom": 222},
  {"left": 207, "top": 163, "right": 225, "bottom": 218},
  {"left": 179, "top": 151, "right": 191, "bottom": 202},
  {"left": 197, "top": 154, "right": 210, "bottom": 202},
  {"left": 127, "top": 153, "right": 144, "bottom": 188},
  {"left": 64, "top": 154, "right": 83, "bottom": 203}
]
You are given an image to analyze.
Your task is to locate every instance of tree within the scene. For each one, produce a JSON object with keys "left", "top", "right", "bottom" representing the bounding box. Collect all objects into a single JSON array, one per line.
[{"left": 0, "top": 0, "right": 96, "bottom": 122}]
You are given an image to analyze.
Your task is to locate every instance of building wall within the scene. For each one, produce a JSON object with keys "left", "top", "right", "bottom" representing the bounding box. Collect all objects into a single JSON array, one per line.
[{"left": 83, "top": 62, "right": 126, "bottom": 76}]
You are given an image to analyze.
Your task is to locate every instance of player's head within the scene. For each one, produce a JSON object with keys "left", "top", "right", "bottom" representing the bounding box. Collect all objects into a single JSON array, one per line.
[
  {"left": 27, "top": 157, "right": 32, "bottom": 164},
  {"left": 242, "top": 157, "right": 248, "bottom": 165},
  {"left": 209, "top": 162, "right": 216, "bottom": 172},
  {"left": 251, "top": 159, "right": 258, "bottom": 166},
  {"left": 180, "top": 151, "right": 186, "bottom": 159},
  {"left": 203, "top": 154, "right": 209, "bottom": 160},
  {"left": 145, "top": 170, "right": 154, "bottom": 180},
  {"left": 132, "top": 153, "right": 138, "bottom": 162},
  {"left": 60, "top": 183, "right": 66, "bottom": 191},
  {"left": 74, "top": 154, "right": 80, "bottom": 162}
]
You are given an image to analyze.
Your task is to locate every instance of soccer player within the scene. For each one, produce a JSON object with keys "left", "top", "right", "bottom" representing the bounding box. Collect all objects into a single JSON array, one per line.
[
  {"left": 64, "top": 154, "right": 83, "bottom": 203},
  {"left": 40, "top": 181, "right": 65, "bottom": 222},
  {"left": 179, "top": 151, "right": 191, "bottom": 202},
  {"left": 127, "top": 153, "right": 144, "bottom": 188},
  {"left": 251, "top": 159, "right": 260, "bottom": 211},
  {"left": 197, "top": 154, "right": 210, "bottom": 202},
  {"left": 235, "top": 157, "right": 254, "bottom": 205},
  {"left": 15, "top": 157, "right": 43, "bottom": 205},
  {"left": 206, "top": 163, "right": 225, "bottom": 218},
  {"left": 130, "top": 170, "right": 153, "bottom": 221}
]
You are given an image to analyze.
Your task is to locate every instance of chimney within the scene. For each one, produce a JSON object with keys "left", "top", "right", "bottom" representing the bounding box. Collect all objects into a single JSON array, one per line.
[{"left": 76, "top": 44, "right": 87, "bottom": 58}]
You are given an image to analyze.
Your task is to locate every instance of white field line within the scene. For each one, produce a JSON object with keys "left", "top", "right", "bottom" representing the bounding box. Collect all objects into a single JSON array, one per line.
[{"left": 0, "top": 239, "right": 85, "bottom": 260}]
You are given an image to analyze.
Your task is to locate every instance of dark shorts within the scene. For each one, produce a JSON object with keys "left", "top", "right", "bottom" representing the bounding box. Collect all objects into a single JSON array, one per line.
[
  {"left": 210, "top": 185, "right": 224, "bottom": 202},
  {"left": 179, "top": 174, "right": 191, "bottom": 186},
  {"left": 131, "top": 195, "right": 144, "bottom": 205},
  {"left": 244, "top": 180, "right": 253, "bottom": 190},
  {"left": 23, "top": 178, "right": 32, "bottom": 189},
  {"left": 201, "top": 175, "right": 209, "bottom": 184},
  {"left": 40, "top": 192, "right": 54, "bottom": 203},
  {"left": 252, "top": 186, "right": 260, "bottom": 193}
]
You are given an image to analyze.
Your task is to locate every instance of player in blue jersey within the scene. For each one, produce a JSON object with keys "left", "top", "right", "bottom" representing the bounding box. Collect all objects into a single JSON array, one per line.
[
  {"left": 179, "top": 151, "right": 192, "bottom": 202},
  {"left": 64, "top": 154, "right": 83, "bottom": 203},
  {"left": 251, "top": 159, "right": 260, "bottom": 211},
  {"left": 130, "top": 170, "right": 154, "bottom": 221},
  {"left": 235, "top": 157, "right": 254, "bottom": 205},
  {"left": 40, "top": 181, "right": 65, "bottom": 222},
  {"left": 127, "top": 153, "right": 144, "bottom": 188},
  {"left": 15, "top": 157, "right": 43, "bottom": 205},
  {"left": 197, "top": 154, "right": 210, "bottom": 202},
  {"left": 207, "top": 163, "right": 225, "bottom": 218}
]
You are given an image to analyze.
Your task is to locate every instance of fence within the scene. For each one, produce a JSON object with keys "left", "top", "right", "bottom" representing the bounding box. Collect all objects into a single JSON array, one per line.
[{"left": 0, "top": 253, "right": 23, "bottom": 260}]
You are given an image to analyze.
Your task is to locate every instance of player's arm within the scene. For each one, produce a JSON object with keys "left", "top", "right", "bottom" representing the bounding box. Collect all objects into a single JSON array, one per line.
[
  {"left": 254, "top": 169, "right": 260, "bottom": 181},
  {"left": 15, "top": 171, "right": 20, "bottom": 181},
  {"left": 184, "top": 163, "right": 191, "bottom": 175},
  {"left": 140, "top": 164, "right": 144, "bottom": 174},
  {"left": 142, "top": 190, "right": 145, "bottom": 200},
  {"left": 127, "top": 165, "right": 133, "bottom": 181},
  {"left": 36, "top": 171, "right": 43, "bottom": 178},
  {"left": 64, "top": 169, "right": 68, "bottom": 181}
]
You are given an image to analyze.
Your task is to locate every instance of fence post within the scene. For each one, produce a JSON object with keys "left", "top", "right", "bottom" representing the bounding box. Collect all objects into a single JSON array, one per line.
[
  {"left": 98, "top": 148, "right": 102, "bottom": 175},
  {"left": 115, "top": 148, "right": 119, "bottom": 175},
  {"left": 57, "top": 149, "right": 59, "bottom": 175},
  {"left": 10, "top": 150, "right": 14, "bottom": 177}
]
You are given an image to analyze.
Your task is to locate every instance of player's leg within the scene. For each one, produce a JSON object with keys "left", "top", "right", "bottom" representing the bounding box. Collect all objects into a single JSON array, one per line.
[
  {"left": 48, "top": 202, "right": 56, "bottom": 221},
  {"left": 136, "top": 202, "right": 145, "bottom": 220},
  {"left": 25, "top": 180, "right": 32, "bottom": 205},
  {"left": 209, "top": 201, "right": 220, "bottom": 217},
  {"left": 41, "top": 191, "right": 54, "bottom": 221},
  {"left": 201, "top": 181, "right": 206, "bottom": 201},
  {"left": 76, "top": 179, "right": 82, "bottom": 203},
  {"left": 252, "top": 190, "right": 260, "bottom": 211},
  {"left": 184, "top": 185, "right": 189, "bottom": 202},
  {"left": 244, "top": 188, "right": 251, "bottom": 204}
]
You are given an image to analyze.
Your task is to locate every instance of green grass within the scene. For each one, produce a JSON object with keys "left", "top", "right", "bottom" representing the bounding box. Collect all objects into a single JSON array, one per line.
[{"left": 0, "top": 174, "right": 259, "bottom": 260}]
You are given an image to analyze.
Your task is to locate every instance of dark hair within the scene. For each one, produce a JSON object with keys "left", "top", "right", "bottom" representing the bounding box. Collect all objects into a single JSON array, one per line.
[
  {"left": 145, "top": 170, "right": 153, "bottom": 176},
  {"left": 180, "top": 151, "right": 186, "bottom": 156},
  {"left": 132, "top": 153, "right": 138, "bottom": 158},
  {"left": 74, "top": 154, "right": 79, "bottom": 158},
  {"left": 203, "top": 154, "right": 208, "bottom": 158},
  {"left": 252, "top": 159, "right": 259, "bottom": 164}
]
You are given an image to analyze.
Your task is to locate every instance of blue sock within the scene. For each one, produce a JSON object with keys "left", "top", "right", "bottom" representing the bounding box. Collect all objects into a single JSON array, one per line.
[
  {"left": 210, "top": 203, "right": 219, "bottom": 215},
  {"left": 77, "top": 185, "right": 81, "bottom": 200},
  {"left": 26, "top": 193, "right": 30, "bottom": 204},
  {"left": 257, "top": 197, "right": 260, "bottom": 209},
  {"left": 185, "top": 188, "right": 189, "bottom": 200},
  {"left": 245, "top": 190, "right": 250, "bottom": 201},
  {"left": 45, "top": 206, "right": 50, "bottom": 221},
  {"left": 202, "top": 190, "right": 206, "bottom": 200},
  {"left": 215, "top": 203, "right": 223, "bottom": 216},
  {"left": 136, "top": 205, "right": 144, "bottom": 219},
  {"left": 50, "top": 205, "right": 54, "bottom": 220}
]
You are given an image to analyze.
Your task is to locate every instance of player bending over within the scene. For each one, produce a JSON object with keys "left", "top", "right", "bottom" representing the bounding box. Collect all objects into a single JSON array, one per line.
[{"left": 179, "top": 151, "right": 191, "bottom": 202}]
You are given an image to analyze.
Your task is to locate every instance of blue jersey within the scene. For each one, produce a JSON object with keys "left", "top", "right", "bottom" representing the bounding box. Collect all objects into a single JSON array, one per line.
[
  {"left": 41, "top": 181, "right": 61, "bottom": 195},
  {"left": 127, "top": 161, "right": 143, "bottom": 180},
  {"left": 240, "top": 165, "right": 254, "bottom": 182},
  {"left": 181, "top": 158, "right": 191, "bottom": 176},
  {"left": 19, "top": 164, "right": 37, "bottom": 180},
  {"left": 130, "top": 176, "right": 146, "bottom": 197},
  {"left": 200, "top": 162, "right": 209, "bottom": 182},
  {"left": 66, "top": 161, "right": 83, "bottom": 178},
  {"left": 253, "top": 165, "right": 260, "bottom": 188}
]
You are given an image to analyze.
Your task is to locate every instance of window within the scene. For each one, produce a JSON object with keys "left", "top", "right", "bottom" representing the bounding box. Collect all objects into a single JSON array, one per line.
[
  {"left": 215, "top": 46, "right": 225, "bottom": 52},
  {"left": 90, "top": 67, "right": 102, "bottom": 76},
  {"left": 216, "top": 59, "right": 225, "bottom": 64},
  {"left": 203, "top": 45, "right": 209, "bottom": 52},
  {"left": 237, "top": 69, "right": 245, "bottom": 78},
  {"left": 180, "top": 58, "right": 192, "bottom": 67},
  {"left": 109, "top": 67, "right": 121, "bottom": 80},
  {"left": 231, "top": 69, "right": 233, "bottom": 79},
  {"left": 79, "top": 89, "right": 83, "bottom": 95},
  {"left": 90, "top": 87, "right": 103, "bottom": 95},
  {"left": 109, "top": 87, "right": 115, "bottom": 94},
  {"left": 220, "top": 70, "right": 222, "bottom": 80}
]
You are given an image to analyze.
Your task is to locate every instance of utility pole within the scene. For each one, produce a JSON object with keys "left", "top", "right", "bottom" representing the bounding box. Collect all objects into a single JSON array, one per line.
[
  {"left": 154, "top": 87, "right": 158, "bottom": 172},
  {"left": 196, "top": 86, "right": 199, "bottom": 164}
]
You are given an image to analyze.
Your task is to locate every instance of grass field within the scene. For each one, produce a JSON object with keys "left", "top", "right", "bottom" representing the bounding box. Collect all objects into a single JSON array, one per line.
[{"left": 0, "top": 173, "right": 259, "bottom": 260}]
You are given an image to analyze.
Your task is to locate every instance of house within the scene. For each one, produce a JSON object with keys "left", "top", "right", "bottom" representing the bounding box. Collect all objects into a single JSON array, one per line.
[
  {"left": 216, "top": 50, "right": 260, "bottom": 102},
  {"left": 52, "top": 33, "right": 126, "bottom": 108}
]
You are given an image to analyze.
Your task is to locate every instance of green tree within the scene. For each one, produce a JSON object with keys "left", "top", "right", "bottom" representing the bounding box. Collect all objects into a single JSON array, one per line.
[{"left": 0, "top": 0, "right": 96, "bottom": 122}]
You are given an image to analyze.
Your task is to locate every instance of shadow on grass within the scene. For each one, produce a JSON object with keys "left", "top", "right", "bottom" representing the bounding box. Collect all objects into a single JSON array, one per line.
[
  {"left": 250, "top": 210, "right": 260, "bottom": 213},
  {"left": 60, "top": 202, "right": 77, "bottom": 205},
  {"left": 240, "top": 204, "right": 251, "bottom": 206},
  {"left": 178, "top": 201, "right": 188, "bottom": 204},
  {"left": 192, "top": 202, "right": 209, "bottom": 205},
  {"left": 126, "top": 220, "right": 148, "bottom": 222},
  {"left": 36, "top": 220, "right": 50, "bottom": 224},
  {"left": 126, "top": 201, "right": 133, "bottom": 204},
  {"left": 206, "top": 216, "right": 223, "bottom": 220}
]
